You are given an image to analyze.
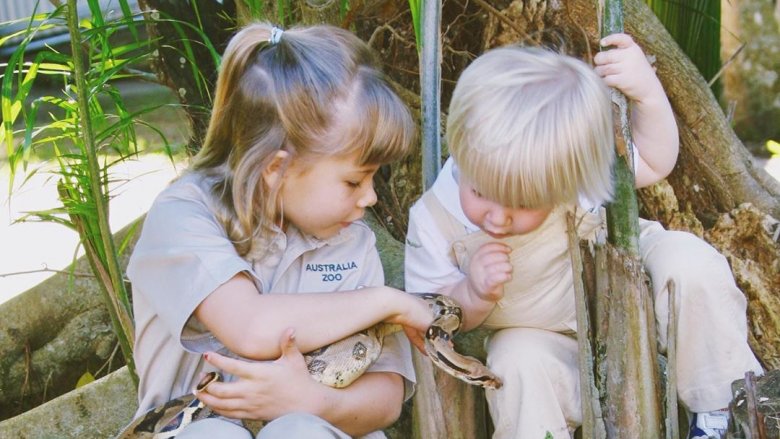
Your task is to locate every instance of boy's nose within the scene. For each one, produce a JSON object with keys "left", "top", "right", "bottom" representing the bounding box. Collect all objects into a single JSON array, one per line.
[{"left": 487, "top": 208, "right": 511, "bottom": 227}]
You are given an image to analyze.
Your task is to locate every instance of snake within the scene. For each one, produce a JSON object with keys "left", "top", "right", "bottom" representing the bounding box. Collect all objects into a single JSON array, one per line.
[{"left": 114, "top": 293, "right": 501, "bottom": 438}]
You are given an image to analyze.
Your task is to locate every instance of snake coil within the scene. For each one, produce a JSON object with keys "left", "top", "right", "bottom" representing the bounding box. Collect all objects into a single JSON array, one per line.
[{"left": 115, "top": 293, "right": 501, "bottom": 438}]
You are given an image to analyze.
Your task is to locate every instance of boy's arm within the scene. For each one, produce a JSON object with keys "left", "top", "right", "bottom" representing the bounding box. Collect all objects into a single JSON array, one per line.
[
  {"left": 199, "top": 333, "right": 406, "bottom": 436},
  {"left": 594, "top": 33, "right": 680, "bottom": 188},
  {"left": 438, "top": 276, "right": 503, "bottom": 331}
]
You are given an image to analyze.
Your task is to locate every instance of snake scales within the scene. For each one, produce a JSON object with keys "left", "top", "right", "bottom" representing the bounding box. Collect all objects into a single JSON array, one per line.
[{"left": 115, "top": 293, "right": 501, "bottom": 438}]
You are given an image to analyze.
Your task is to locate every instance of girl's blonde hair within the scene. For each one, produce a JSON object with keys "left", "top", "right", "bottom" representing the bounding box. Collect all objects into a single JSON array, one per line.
[
  {"left": 190, "top": 23, "right": 415, "bottom": 259},
  {"left": 448, "top": 46, "right": 615, "bottom": 209}
]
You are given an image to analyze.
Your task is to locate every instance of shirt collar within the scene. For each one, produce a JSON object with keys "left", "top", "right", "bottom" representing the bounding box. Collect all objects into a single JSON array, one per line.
[{"left": 431, "top": 157, "right": 481, "bottom": 232}]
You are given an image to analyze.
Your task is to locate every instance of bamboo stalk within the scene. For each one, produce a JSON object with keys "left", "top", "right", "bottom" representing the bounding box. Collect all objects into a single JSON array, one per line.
[
  {"left": 65, "top": 0, "right": 137, "bottom": 384},
  {"left": 420, "top": 0, "right": 442, "bottom": 190},
  {"left": 568, "top": 213, "right": 607, "bottom": 439},
  {"left": 602, "top": 0, "right": 640, "bottom": 255},
  {"left": 598, "top": 0, "right": 662, "bottom": 436},
  {"left": 665, "top": 280, "right": 679, "bottom": 439}
]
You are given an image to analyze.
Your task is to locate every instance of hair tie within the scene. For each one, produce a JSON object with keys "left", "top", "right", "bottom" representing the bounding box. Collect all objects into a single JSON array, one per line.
[{"left": 269, "top": 27, "right": 284, "bottom": 45}]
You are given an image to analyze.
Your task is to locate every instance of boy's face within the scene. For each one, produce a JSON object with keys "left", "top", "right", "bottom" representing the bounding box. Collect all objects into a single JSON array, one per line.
[
  {"left": 458, "top": 177, "right": 552, "bottom": 238},
  {"left": 280, "top": 150, "right": 378, "bottom": 240}
]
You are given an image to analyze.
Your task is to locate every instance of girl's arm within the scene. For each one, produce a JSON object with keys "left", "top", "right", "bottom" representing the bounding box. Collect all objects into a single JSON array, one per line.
[
  {"left": 198, "top": 331, "right": 406, "bottom": 436},
  {"left": 594, "top": 33, "right": 680, "bottom": 188},
  {"left": 194, "top": 274, "right": 431, "bottom": 360}
]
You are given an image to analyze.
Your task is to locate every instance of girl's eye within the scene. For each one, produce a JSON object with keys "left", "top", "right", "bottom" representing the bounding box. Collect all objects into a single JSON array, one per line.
[
  {"left": 471, "top": 188, "right": 483, "bottom": 198},
  {"left": 346, "top": 181, "right": 361, "bottom": 188}
]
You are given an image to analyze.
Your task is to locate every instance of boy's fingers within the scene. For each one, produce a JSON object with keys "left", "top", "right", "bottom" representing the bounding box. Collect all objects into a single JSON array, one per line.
[
  {"left": 480, "top": 241, "right": 512, "bottom": 253},
  {"left": 594, "top": 49, "right": 626, "bottom": 68},
  {"left": 594, "top": 63, "right": 621, "bottom": 77},
  {"left": 600, "top": 32, "right": 633, "bottom": 49}
]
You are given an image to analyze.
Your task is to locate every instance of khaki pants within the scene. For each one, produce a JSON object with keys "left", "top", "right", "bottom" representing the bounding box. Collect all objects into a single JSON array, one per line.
[
  {"left": 485, "top": 224, "right": 763, "bottom": 439},
  {"left": 175, "top": 413, "right": 385, "bottom": 439}
]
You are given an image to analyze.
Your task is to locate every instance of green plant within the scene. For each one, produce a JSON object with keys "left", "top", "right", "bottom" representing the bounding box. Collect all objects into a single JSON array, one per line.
[
  {"left": 0, "top": 0, "right": 188, "bottom": 384},
  {"left": 408, "top": 0, "right": 421, "bottom": 52},
  {"left": 645, "top": 0, "right": 721, "bottom": 95}
]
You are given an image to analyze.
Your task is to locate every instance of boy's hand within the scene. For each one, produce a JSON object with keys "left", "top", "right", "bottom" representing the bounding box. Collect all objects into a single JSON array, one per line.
[
  {"left": 467, "top": 242, "right": 512, "bottom": 303},
  {"left": 594, "top": 33, "right": 660, "bottom": 103}
]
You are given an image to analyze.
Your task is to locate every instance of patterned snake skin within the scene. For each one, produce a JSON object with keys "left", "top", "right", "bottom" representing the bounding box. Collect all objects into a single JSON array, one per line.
[{"left": 115, "top": 293, "right": 501, "bottom": 438}]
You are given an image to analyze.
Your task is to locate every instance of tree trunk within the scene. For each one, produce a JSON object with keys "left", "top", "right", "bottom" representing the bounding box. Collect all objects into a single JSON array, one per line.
[
  {"left": 720, "top": 0, "right": 780, "bottom": 148},
  {"left": 4, "top": 0, "right": 778, "bottom": 432},
  {"left": 450, "top": 0, "right": 780, "bottom": 369},
  {"left": 136, "top": 0, "right": 235, "bottom": 154},
  {"left": 135, "top": 0, "right": 779, "bottom": 320},
  {"left": 0, "top": 221, "right": 139, "bottom": 421},
  {"left": 0, "top": 367, "right": 136, "bottom": 438}
]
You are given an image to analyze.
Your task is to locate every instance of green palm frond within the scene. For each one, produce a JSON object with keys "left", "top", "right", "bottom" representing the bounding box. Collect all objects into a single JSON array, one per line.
[
  {"left": 645, "top": 0, "right": 721, "bottom": 95},
  {"left": 408, "top": 0, "right": 422, "bottom": 53},
  {"left": 1, "top": 0, "right": 221, "bottom": 384}
]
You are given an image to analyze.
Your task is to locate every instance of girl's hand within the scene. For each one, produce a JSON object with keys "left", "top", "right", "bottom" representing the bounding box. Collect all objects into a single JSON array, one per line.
[
  {"left": 198, "top": 328, "right": 320, "bottom": 420},
  {"left": 594, "top": 33, "right": 661, "bottom": 103},
  {"left": 384, "top": 288, "right": 434, "bottom": 330},
  {"left": 466, "top": 242, "right": 512, "bottom": 303},
  {"left": 384, "top": 290, "right": 433, "bottom": 353}
]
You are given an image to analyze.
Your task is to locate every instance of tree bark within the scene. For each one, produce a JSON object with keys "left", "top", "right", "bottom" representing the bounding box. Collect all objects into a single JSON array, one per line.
[
  {"left": 3, "top": 0, "right": 778, "bottom": 432},
  {"left": 721, "top": 0, "right": 780, "bottom": 147},
  {"left": 0, "top": 221, "right": 138, "bottom": 421},
  {"left": 463, "top": 0, "right": 780, "bottom": 369},
  {"left": 136, "top": 0, "right": 235, "bottom": 153},
  {"left": 0, "top": 367, "right": 136, "bottom": 438}
]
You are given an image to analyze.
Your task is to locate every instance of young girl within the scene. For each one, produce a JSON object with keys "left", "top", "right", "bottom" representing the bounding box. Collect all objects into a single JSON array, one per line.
[
  {"left": 127, "top": 23, "right": 432, "bottom": 438},
  {"left": 404, "top": 34, "right": 763, "bottom": 439}
]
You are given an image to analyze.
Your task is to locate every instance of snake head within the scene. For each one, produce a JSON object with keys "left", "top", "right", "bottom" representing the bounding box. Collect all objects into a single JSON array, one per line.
[{"left": 195, "top": 371, "right": 220, "bottom": 393}]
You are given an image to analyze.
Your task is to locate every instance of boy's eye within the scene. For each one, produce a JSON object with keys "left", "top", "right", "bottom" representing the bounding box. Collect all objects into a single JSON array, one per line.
[{"left": 471, "top": 188, "right": 483, "bottom": 198}]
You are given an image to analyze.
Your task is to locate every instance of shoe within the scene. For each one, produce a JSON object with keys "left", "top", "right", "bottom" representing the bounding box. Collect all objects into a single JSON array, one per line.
[{"left": 688, "top": 410, "right": 729, "bottom": 439}]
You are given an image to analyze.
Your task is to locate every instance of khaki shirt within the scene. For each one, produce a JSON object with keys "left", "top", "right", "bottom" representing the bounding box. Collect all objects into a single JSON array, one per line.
[{"left": 128, "top": 172, "right": 414, "bottom": 420}]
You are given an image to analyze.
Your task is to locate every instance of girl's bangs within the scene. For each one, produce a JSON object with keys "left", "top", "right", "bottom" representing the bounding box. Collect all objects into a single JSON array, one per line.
[{"left": 340, "top": 71, "right": 415, "bottom": 166}]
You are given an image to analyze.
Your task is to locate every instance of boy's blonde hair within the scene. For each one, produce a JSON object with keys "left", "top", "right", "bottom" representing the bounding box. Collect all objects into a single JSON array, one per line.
[
  {"left": 448, "top": 46, "right": 615, "bottom": 209},
  {"left": 191, "top": 23, "right": 415, "bottom": 259}
]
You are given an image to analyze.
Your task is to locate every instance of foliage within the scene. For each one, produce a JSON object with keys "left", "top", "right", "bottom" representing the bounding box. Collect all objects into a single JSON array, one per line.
[
  {"left": 0, "top": 0, "right": 190, "bottom": 384},
  {"left": 407, "top": 0, "right": 421, "bottom": 52},
  {"left": 645, "top": 0, "right": 721, "bottom": 96},
  {"left": 768, "top": 140, "right": 780, "bottom": 157}
]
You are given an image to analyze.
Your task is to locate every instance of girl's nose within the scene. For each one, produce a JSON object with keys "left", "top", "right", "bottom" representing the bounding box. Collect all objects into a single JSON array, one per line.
[{"left": 357, "top": 183, "right": 377, "bottom": 208}]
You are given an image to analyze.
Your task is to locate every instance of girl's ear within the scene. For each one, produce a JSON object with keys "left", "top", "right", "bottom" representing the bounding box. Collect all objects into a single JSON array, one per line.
[{"left": 262, "top": 150, "right": 291, "bottom": 190}]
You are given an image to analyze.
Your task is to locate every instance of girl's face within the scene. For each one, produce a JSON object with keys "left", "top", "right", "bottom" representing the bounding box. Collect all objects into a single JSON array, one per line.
[
  {"left": 279, "top": 150, "right": 378, "bottom": 240},
  {"left": 458, "top": 176, "right": 552, "bottom": 238}
]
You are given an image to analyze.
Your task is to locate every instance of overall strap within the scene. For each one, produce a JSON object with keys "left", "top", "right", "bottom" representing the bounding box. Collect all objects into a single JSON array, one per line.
[{"left": 419, "top": 191, "right": 469, "bottom": 266}]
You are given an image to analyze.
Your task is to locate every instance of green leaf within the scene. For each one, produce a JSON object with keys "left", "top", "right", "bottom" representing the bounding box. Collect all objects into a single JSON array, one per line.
[
  {"left": 408, "top": 0, "right": 421, "bottom": 53},
  {"left": 75, "top": 370, "right": 96, "bottom": 388},
  {"left": 645, "top": 0, "right": 721, "bottom": 95},
  {"left": 767, "top": 140, "right": 780, "bottom": 156}
]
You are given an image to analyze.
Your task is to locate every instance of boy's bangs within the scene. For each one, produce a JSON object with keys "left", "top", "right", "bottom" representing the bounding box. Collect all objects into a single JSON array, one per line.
[{"left": 460, "top": 143, "right": 573, "bottom": 210}]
